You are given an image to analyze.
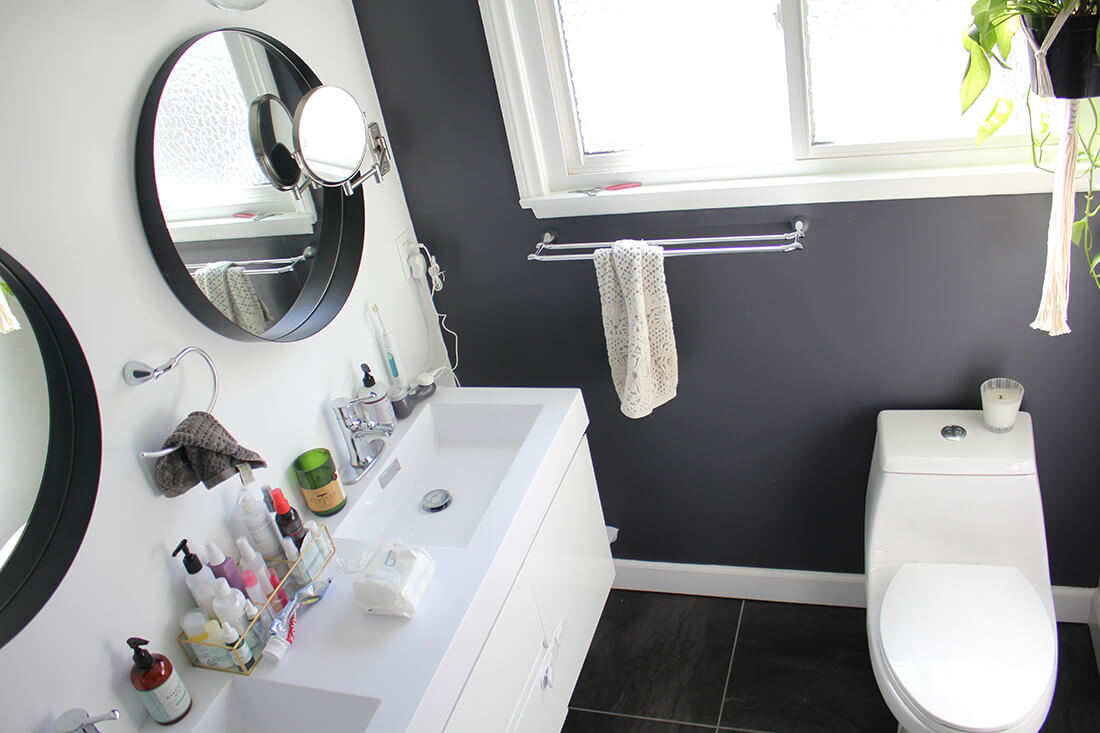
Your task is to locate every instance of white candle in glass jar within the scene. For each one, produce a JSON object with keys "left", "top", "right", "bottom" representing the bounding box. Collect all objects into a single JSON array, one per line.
[{"left": 980, "top": 378, "right": 1024, "bottom": 433}]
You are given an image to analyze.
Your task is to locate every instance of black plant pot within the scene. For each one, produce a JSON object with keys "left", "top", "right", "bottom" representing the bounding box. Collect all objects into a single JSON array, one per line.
[{"left": 1024, "top": 14, "right": 1100, "bottom": 99}]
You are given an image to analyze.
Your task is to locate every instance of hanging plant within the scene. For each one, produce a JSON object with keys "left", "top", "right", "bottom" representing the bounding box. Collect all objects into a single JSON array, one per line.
[{"left": 962, "top": 0, "right": 1100, "bottom": 335}]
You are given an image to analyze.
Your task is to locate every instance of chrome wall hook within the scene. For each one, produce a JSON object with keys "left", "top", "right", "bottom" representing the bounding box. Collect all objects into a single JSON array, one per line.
[{"left": 123, "top": 346, "right": 219, "bottom": 458}]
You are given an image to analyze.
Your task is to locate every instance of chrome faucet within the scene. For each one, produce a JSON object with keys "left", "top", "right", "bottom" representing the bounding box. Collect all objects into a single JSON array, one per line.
[
  {"left": 331, "top": 397, "right": 390, "bottom": 484},
  {"left": 55, "top": 709, "right": 119, "bottom": 733}
]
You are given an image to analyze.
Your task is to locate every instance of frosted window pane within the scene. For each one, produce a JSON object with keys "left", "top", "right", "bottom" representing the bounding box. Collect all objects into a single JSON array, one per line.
[
  {"left": 556, "top": 0, "right": 792, "bottom": 166},
  {"left": 804, "top": 0, "right": 1029, "bottom": 146},
  {"left": 154, "top": 34, "right": 269, "bottom": 212}
]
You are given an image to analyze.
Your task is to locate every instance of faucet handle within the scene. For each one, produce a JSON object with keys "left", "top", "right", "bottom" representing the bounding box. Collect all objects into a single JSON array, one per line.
[
  {"left": 55, "top": 709, "right": 119, "bottom": 733},
  {"left": 331, "top": 397, "right": 363, "bottom": 431}
]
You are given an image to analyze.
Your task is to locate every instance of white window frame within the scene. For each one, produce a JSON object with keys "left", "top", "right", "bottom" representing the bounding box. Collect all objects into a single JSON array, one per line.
[{"left": 478, "top": 0, "right": 1056, "bottom": 219}]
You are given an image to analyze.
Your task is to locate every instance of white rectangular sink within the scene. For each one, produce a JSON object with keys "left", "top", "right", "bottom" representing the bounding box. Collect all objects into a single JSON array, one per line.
[
  {"left": 198, "top": 678, "right": 380, "bottom": 733},
  {"left": 334, "top": 401, "right": 542, "bottom": 548}
]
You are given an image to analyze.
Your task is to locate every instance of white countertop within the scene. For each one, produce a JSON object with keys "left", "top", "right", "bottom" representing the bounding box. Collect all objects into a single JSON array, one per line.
[{"left": 162, "top": 386, "right": 590, "bottom": 733}]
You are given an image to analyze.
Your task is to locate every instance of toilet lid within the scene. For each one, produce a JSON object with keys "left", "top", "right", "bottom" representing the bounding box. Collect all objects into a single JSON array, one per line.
[{"left": 879, "top": 563, "right": 1056, "bottom": 733}]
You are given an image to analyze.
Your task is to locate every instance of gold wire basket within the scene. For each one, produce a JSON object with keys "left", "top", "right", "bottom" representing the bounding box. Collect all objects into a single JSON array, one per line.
[{"left": 177, "top": 524, "right": 335, "bottom": 675}]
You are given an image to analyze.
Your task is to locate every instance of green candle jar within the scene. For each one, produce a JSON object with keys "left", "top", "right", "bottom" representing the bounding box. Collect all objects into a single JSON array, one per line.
[{"left": 292, "top": 448, "right": 346, "bottom": 515}]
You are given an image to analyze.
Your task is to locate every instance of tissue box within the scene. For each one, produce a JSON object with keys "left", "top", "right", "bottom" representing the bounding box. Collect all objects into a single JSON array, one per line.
[{"left": 352, "top": 541, "right": 434, "bottom": 618}]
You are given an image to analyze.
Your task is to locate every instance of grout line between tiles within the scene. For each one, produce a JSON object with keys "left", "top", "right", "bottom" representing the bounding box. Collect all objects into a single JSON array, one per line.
[
  {"left": 569, "top": 706, "right": 718, "bottom": 729},
  {"left": 714, "top": 598, "right": 746, "bottom": 730}
]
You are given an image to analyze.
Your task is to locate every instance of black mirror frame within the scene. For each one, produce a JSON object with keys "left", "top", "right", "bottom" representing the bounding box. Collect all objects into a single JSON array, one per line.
[
  {"left": 135, "top": 28, "right": 365, "bottom": 342},
  {"left": 0, "top": 248, "right": 101, "bottom": 649}
]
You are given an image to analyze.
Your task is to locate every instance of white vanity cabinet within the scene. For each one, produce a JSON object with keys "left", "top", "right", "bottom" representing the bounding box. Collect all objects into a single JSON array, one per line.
[{"left": 444, "top": 436, "right": 614, "bottom": 733}]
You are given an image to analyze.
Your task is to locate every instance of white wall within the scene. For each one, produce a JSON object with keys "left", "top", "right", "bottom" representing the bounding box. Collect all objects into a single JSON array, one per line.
[{"left": 0, "top": 1, "right": 446, "bottom": 730}]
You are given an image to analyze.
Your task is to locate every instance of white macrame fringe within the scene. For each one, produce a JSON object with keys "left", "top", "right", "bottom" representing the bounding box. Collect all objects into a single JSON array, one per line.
[{"left": 1030, "top": 99, "right": 1078, "bottom": 336}]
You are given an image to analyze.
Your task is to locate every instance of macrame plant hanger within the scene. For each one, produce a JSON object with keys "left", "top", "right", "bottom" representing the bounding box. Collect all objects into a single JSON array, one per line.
[{"left": 1024, "top": 1, "right": 1079, "bottom": 335}]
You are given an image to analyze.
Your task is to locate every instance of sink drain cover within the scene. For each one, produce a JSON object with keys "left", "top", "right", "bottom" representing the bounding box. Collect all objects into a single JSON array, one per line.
[{"left": 421, "top": 489, "right": 452, "bottom": 512}]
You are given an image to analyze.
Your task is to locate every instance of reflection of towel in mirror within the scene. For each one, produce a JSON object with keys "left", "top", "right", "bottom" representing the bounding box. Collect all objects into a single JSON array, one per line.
[
  {"left": 191, "top": 262, "right": 271, "bottom": 336},
  {"left": 594, "top": 240, "right": 678, "bottom": 419},
  {"left": 154, "top": 411, "right": 267, "bottom": 497},
  {"left": 0, "top": 280, "right": 21, "bottom": 334}
]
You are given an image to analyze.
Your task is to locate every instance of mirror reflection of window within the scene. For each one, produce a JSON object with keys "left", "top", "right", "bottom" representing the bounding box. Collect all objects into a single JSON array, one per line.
[
  {"left": 153, "top": 32, "right": 316, "bottom": 242},
  {"left": 0, "top": 282, "right": 49, "bottom": 569}
]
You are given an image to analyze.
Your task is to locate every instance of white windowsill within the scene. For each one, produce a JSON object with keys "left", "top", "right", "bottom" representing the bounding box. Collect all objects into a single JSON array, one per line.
[{"left": 520, "top": 164, "right": 1060, "bottom": 219}]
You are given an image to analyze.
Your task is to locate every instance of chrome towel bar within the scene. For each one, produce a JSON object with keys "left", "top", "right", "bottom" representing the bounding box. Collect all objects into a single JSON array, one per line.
[{"left": 528, "top": 217, "right": 807, "bottom": 262}]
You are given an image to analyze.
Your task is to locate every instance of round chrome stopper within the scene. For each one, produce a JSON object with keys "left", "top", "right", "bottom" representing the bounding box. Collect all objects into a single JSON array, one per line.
[{"left": 421, "top": 489, "right": 452, "bottom": 513}]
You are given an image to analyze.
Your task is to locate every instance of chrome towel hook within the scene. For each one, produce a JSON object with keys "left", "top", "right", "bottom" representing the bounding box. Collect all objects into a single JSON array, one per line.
[{"left": 123, "top": 346, "right": 219, "bottom": 458}]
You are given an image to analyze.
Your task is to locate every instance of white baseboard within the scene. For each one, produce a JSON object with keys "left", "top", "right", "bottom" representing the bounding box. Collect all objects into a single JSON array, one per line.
[{"left": 612, "top": 559, "right": 1095, "bottom": 623}]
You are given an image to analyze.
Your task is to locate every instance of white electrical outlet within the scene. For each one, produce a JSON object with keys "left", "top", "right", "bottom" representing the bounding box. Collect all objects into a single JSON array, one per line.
[
  {"left": 394, "top": 229, "right": 416, "bottom": 279},
  {"left": 403, "top": 240, "right": 422, "bottom": 279}
]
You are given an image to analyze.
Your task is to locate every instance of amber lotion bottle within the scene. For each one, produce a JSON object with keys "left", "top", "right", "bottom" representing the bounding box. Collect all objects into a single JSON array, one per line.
[{"left": 126, "top": 637, "right": 192, "bottom": 725}]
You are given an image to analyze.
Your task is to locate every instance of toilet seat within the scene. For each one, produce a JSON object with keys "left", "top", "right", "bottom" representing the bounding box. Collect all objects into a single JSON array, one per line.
[{"left": 879, "top": 563, "right": 1056, "bottom": 733}]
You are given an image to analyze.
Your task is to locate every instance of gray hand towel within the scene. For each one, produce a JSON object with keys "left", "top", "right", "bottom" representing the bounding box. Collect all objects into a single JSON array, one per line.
[{"left": 153, "top": 411, "right": 266, "bottom": 497}]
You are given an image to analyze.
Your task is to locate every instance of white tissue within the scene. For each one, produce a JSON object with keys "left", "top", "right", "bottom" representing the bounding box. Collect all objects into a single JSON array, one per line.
[{"left": 352, "top": 541, "right": 434, "bottom": 618}]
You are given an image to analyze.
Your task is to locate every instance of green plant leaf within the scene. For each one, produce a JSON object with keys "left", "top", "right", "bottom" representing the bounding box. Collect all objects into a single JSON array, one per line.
[
  {"left": 1091, "top": 251, "right": 1100, "bottom": 272},
  {"left": 977, "top": 98, "right": 1014, "bottom": 143},
  {"left": 961, "top": 33, "right": 993, "bottom": 113},
  {"left": 994, "top": 15, "right": 1016, "bottom": 59},
  {"left": 1072, "top": 218, "right": 1088, "bottom": 247}
]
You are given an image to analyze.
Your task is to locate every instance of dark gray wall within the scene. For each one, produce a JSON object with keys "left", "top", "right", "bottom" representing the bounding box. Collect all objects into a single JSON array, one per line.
[{"left": 355, "top": 1, "right": 1100, "bottom": 587}]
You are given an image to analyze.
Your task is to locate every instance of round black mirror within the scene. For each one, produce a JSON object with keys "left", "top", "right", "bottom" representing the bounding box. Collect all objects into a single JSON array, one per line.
[
  {"left": 136, "top": 29, "right": 364, "bottom": 341},
  {"left": 0, "top": 248, "right": 101, "bottom": 648}
]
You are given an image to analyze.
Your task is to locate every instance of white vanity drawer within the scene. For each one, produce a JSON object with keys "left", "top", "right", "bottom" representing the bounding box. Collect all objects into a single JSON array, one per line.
[
  {"left": 444, "top": 436, "right": 615, "bottom": 733},
  {"left": 443, "top": 568, "right": 546, "bottom": 733},
  {"left": 514, "top": 438, "right": 615, "bottom": 733}
]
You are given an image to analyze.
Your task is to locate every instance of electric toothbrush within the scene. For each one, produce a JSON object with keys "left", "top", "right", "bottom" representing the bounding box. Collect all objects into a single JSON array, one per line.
[{"left": 371, "top": 303, "right": 406, "bottom": 388}]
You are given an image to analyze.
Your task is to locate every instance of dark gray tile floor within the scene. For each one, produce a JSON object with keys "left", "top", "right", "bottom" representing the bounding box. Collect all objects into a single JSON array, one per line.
[{"left": 565, "top": 590, "right": 1100, "bottom": 733}]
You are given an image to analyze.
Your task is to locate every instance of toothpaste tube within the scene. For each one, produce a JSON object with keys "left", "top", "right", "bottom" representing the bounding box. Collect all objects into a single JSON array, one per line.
[{"left": 262, "top": 578, "right": 332, "bottom": 662}]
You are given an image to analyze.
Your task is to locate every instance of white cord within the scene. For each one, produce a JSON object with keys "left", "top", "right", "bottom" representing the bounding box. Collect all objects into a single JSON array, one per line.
[{"left": 411, "top": 242, "right": 460, "bottom": 377}]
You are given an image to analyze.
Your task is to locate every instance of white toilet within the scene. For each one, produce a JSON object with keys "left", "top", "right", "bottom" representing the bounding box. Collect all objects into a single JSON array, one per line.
[{"left": 865, "top": 410, "right": 1058, "bottom": 733}]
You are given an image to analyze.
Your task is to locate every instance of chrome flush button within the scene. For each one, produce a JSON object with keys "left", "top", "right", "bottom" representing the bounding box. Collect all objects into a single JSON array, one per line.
[{"left": 941, "top": 425, "right": 967, "bottom": 441}]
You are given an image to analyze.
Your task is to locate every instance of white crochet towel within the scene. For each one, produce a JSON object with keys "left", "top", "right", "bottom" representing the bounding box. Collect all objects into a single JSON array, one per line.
[
  {"left": 594, "top": 240, "right": 678, "bottom": 419},
  {"left": 191, "top": 262, "right": 271, "bottom": 336}
]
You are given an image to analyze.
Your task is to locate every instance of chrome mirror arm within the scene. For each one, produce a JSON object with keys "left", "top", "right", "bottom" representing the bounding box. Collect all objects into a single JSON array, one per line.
[{"left": 342, "top": 122, "right": 391, "bottom": 194}]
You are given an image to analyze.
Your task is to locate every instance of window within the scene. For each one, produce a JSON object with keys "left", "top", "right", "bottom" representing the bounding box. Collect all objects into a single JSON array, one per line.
[
  {"left": 478, "top": 0, "right": 1050, "bottom": 218},
  {"left": 154, "top": 32, "right": 316, "bottom": 241}
]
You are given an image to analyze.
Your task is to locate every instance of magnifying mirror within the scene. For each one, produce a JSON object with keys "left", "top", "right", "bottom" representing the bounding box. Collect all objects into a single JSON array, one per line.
[
  {"left": 294, "top": 86, "right": 368, "bottom": 186},
  {"left": 250, "top": 85, "right": 390, "bottom": 195},
  {"left": 249, "top": 93, "right": 301, "bottom": 191}
]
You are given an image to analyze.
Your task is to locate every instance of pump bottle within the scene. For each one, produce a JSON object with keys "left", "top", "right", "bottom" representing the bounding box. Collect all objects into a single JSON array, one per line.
[
  {"left": 126, "top": 637, "right": 191, "bottom": 725},
  {"left": 171, "top": 540, "right": 216, "bottom": 619}
]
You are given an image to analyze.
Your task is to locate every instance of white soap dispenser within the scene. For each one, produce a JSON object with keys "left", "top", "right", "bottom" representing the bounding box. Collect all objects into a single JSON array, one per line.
[{"left": 172, "top": 539, "right": 216, "bottom": 619}]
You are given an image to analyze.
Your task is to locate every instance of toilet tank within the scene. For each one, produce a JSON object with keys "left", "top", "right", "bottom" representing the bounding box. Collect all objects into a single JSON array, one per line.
[
  {"left": 875, "top": 410, "right": 1036, "bottom": 476},
  {"left": 866, "top": 410, "right": 1050, "bottom": 587}
]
